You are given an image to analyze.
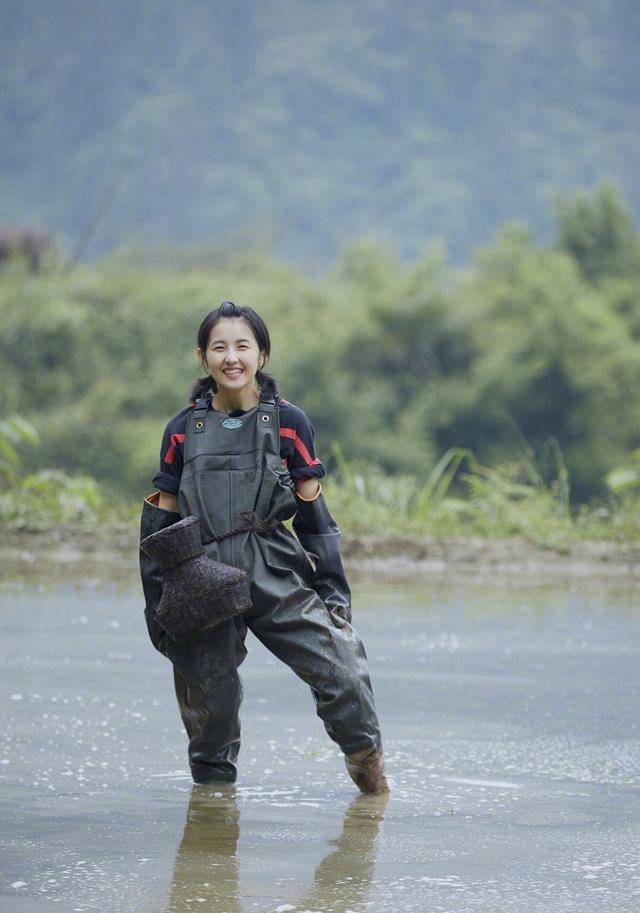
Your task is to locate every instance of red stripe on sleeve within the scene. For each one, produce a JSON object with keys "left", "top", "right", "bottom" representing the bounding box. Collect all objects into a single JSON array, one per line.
[
  {"left": 279, "top": 427, "right": 321, "bottom": 467},
  {"left": 164, "top": 432, "right": 185, "bottom": 466}
]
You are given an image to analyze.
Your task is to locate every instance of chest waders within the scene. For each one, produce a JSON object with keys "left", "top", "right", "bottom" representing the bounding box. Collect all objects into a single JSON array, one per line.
[{"left": 150, "top": 396, "right": 383, "bottom": 784}]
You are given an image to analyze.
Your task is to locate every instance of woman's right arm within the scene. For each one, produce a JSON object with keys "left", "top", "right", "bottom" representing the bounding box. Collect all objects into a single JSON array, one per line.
[
  {"left": 153, "top": 408, "right": 190, "bottom": 509},
  {"left": 158, "top": 491, "right": 180, "bottom": 512}
]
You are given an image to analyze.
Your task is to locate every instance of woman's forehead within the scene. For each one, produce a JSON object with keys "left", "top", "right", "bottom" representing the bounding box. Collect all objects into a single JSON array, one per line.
[{"left": 208, "top": 317, "right": 256, "bottom": 344}]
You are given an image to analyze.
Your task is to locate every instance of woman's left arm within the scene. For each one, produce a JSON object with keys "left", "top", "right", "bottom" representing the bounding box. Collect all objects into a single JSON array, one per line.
[
  {"left": 293, "top": 483, "right": 352, "bottom": 624},
  {"left": 295, "top": 479, "right": 321, "bottom": 500},
  {"left": 284, "top": 404, "right": 351, "bottom": 622}
]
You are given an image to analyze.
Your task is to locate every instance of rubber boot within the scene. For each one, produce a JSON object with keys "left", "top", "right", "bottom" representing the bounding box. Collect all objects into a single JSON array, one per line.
[{"left": 345, "top": 747, "right": 389, "bottom": 795}]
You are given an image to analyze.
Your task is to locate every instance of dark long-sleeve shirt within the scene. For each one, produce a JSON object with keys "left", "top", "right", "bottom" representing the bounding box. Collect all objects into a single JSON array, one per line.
[{"left": 153, "top": 396, "right": 326, "bottom": 495}]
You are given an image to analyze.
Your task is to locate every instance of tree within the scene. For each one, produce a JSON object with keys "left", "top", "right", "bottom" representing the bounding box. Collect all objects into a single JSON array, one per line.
[{"left": 555, "top": 183, "right": 640, "bottom": 283}]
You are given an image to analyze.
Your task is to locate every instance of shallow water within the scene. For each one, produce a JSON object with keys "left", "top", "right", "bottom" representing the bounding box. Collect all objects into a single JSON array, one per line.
[{"left": 1, "top": 574, "right": 639, "bottom": 912}]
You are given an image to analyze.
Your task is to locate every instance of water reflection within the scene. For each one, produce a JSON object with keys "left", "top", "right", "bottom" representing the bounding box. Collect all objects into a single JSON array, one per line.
[
  {"left": 297, "top": 792, "right": 389, "bottom": 913},
  {"left": 167, "top": 786, "right": 241, "bottom": 913},
  {"left": 166, "top": 786, "right": 389, "bottom": 913}
]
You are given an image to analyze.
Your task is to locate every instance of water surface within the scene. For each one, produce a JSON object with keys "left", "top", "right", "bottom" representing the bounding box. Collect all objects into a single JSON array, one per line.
[{"left": 1, "top": 574, "right": 639, "bottom": 912}]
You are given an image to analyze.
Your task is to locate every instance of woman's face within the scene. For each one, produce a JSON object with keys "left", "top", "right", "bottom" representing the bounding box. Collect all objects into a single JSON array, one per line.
[{"left": 198, "top": 317, "right": 264, "bottom": 395}]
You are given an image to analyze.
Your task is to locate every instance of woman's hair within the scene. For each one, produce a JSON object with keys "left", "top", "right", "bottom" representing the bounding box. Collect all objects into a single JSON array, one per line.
[{"left": 190, "top": 300, "right": 278, "bottom": 401}]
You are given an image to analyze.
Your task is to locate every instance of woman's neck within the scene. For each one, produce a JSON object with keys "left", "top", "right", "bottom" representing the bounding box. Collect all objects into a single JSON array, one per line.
[{"left": 212, "top": 385, "right": 260, "bottom": 415}]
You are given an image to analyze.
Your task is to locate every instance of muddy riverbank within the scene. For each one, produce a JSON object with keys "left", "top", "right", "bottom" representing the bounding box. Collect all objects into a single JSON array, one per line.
[{"left": 2, "top": 523, "right": 639, "bottom": 586}]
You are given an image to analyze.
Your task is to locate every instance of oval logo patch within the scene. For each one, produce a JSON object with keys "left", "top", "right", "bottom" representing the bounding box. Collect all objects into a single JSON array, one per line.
[{"left": 222, "top": 418, "right": 243, "bottom": 429}]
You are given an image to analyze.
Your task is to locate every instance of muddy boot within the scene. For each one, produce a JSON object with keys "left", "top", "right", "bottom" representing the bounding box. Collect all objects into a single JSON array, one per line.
[{"left": 345, "top": 747, "right": 389, "bottom": 795}]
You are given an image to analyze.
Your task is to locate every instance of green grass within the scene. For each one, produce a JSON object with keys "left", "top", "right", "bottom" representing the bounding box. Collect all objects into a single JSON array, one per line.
[
  {"left": 1, "top": 431, "right": 638, "bottom": 545},
  {"left": 323, "top": 444, "right": 640, "bottom": 546}
]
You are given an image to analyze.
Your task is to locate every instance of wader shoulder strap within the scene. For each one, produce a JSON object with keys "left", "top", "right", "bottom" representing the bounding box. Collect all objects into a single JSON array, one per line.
[
  {"left": 257, "top": 398, "right": 279, "bottom": 451},
  {"left": 190, "top": 397, "right": 210, "bottom": 435},
  {"left": 182, "top": 397, "right": 210, "bottom": 463}
]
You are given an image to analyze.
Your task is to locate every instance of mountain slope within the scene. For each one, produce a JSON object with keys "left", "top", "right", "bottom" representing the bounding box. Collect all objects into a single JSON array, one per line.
[{"left": 1, "top": 0, "right": 638, "bottom": 262}]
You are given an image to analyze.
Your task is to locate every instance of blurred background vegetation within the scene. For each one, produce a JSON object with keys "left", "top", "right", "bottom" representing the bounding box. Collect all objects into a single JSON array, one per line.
[
  {"left": 1, "top": 1, "right": 639, "bottom": 539},
  {"left": 1, "top": 185, "right": 640, "bottom": 539}
]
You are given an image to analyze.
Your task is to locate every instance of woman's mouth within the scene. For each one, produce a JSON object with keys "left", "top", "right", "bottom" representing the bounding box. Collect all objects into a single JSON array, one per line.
[{"left": 223, "top": 368, "right": 242, "bottom": 376}]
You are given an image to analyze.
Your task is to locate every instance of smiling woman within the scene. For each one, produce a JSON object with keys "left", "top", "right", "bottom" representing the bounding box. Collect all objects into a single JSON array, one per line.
[{"left": 140, "top": 300, "right": 388, "bottom": 794}]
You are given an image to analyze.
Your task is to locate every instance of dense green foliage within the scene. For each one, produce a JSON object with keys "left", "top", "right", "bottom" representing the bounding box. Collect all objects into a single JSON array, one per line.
[
  {"left": 1, "top": 185, "right": 640, "bottom": 540},
  {"left": 0, "top": 416, "right": 106, "bottom": 525},
  {"left": 1, "top": 0, "right": 638, "bottom": 263}
]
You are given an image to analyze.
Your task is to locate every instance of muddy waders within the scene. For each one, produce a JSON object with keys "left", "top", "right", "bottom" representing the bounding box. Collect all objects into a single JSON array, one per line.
[{"left": 140, "top": 397, "right": 384, "bottom": 788}]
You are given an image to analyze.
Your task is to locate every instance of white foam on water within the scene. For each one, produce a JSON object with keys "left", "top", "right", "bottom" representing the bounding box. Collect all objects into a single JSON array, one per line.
[
  {"left": 438, "top": 776, "right": 520, "bottom": 789},
  {"left": 149, "top": 770, "right": 190, "bottom": 778},
  {"left": 418, "top": 875, "right": 463, "bottom": 886}
]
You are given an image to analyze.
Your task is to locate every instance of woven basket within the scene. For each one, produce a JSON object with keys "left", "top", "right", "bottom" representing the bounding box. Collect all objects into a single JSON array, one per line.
[{"left": 140, "top": 515, "right": 252, "bottom": 640}]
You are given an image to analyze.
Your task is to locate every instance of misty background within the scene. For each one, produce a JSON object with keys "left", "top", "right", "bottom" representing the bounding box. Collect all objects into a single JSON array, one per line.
[
  {"left": 1, "top": 0, "right": 640, "bottom": 534},
  {"left": 1, "top": 0, "right": 638, "bottom": 263}
]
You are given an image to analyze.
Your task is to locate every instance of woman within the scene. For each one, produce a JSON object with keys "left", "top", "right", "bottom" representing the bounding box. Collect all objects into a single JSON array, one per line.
[{"left": 140, "top": 301, "right": 388, "bottom": 794}]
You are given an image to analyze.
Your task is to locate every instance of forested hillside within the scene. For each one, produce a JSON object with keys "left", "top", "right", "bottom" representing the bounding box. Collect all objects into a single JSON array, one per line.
[{"left": 1, "top": 0, "right": 638, "bottom": 263}]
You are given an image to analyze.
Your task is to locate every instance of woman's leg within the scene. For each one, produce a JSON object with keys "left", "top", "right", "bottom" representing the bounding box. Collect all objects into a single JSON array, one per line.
[
  {"left": 247, "top": 573, "right": 382, "bottom": 758},
  {"left": 165, "top": 615, "right": 248, "bottom": 783}
]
